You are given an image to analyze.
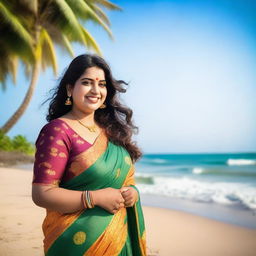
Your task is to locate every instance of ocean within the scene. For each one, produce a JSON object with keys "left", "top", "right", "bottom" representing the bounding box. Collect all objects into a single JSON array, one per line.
[
  {"left": 17, "top": 152, "right": 256, "bottom": 228},
  {"left": 135, "top": 153, "right": 256, "bottom": 228}
]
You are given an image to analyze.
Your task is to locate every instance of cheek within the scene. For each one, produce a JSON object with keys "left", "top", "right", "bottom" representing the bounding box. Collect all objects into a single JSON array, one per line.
[
  {"left": 102, "top": 88, "right": 107, "bottom": 101},
  {"left": 72, "top": 90, "right": 82, "bottom": 101},
  {"left": 72, "top": 85, "right": 87, "bottom": 98}
]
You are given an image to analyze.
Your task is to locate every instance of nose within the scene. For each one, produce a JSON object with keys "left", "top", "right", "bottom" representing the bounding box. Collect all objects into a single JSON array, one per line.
[{"left": 90, "top": 83, "right": 100, "bottom": 95}]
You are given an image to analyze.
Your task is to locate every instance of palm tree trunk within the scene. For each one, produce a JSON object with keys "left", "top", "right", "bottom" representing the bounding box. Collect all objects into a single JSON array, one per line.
[{"left": 1, "top": 60, "right": 40, "bottom": 133}]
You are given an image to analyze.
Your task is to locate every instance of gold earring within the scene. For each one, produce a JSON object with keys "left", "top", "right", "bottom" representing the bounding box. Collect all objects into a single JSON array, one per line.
[
  {"left": 99, "top": 103, "right": 106, "bottom": 109},
  {"left": 65, "top": 96, "right": 72, "bottom": 105}
]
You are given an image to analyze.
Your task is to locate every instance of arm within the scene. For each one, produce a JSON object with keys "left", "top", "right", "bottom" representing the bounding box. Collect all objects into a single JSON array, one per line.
[
  {"left": 32, "top": 185, "right": 125, "bottom": 214},
  {"left": 31, "top": 122, "right": 85, "bottom": 214},
  {"left": 32, "top": 122, "right": 124, "bottom": 214},
  {"left": 32, "top": 184, "right": 84, "bottom": 213}
]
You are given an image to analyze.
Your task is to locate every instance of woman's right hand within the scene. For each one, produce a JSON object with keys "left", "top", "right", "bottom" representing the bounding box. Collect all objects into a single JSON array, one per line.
[{"left": 91, "top": 188, "right": 125, "bottom": 214}]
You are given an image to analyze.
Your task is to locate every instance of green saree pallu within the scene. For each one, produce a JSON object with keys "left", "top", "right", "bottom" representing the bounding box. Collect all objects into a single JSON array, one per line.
[{"left": 42, "top": 131, "right": 146, "bottom": 256}]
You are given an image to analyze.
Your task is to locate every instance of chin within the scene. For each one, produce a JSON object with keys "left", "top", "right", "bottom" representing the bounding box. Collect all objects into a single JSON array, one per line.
[{"left": 83, "top": 105, "right": 101, "bottom": 112}]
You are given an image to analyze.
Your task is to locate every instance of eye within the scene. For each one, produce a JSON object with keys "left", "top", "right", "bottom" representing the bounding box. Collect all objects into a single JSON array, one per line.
[
  {"left": 99, "top": 83, "right": 106, "bottom": 87},
  {"left": 82, "top": 81, "right": 90, "bottom": 85}
]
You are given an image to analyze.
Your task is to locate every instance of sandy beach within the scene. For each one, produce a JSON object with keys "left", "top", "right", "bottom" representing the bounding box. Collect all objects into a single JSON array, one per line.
[{"left": 0, "top": 167, "right": 256, "bottom": 256}]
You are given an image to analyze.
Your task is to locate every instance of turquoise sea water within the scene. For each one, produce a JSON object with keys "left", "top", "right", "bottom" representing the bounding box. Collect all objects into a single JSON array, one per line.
[
  {"left": 135, "top": 153, "right": 256, "bottom": 213},
  {"left": 18, "top": 153, "right": 256, "bottom": 228}
]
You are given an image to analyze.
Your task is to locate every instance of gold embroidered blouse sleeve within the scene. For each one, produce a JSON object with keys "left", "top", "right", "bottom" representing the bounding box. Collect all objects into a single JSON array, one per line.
[{"left": 32, "top": 121, "right": 71, "bottom": 186}]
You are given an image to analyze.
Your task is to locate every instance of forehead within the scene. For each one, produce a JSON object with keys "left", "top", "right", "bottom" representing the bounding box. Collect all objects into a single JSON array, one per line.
[{"left": 80, "top": 66, "right": 105, "bottom": 80}]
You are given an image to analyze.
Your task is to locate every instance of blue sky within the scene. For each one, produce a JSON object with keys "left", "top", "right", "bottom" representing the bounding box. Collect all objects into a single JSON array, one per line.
[{"left": 1, "top": 0, "right": 256, "bottom": 153}]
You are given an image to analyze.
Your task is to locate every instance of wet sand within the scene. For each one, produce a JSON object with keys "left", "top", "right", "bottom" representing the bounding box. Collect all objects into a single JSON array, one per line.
[{"left": 0, "top": 167, "right": 256, "bottom": 256}]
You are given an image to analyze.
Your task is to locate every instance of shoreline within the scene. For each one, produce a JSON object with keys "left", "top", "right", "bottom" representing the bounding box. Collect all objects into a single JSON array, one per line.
[
  {"left": 1, "top": 166, "right": 256, "bottom": 255},
  {"left": 140, "top": 193, "right": 256, "bottom": 229},
  {"left": 8, "top": 163, "right": 256, "bottom": 229}
]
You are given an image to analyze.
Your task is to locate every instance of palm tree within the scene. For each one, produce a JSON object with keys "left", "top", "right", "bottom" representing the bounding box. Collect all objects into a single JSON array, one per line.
[{"left": 0, "top": 0, "right": 121, "bottom": 133}]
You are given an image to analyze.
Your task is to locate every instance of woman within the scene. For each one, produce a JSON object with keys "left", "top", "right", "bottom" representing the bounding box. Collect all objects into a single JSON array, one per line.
[{"left": 32, "top": 54, "right": 146, "bottom": 256}]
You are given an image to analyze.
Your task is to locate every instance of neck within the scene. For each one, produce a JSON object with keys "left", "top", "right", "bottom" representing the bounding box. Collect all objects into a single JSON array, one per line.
[{"left": 69, "top": 109, "right": 96, "bottom": 125}]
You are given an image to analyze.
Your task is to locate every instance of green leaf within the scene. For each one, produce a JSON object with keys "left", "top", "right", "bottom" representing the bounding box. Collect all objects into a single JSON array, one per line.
[
  {"left": 46, "top": 0, "right": 86, "bottom": 43},
  {"left": 39, "top": 28, "right": 58, "bottom": 75},
  {"left": 0, "top": 2, "right": 34, "bottom": 59},
  {"left": 61, "top": 34, "right": 75, "bottom": 57},
  {"left": 87, "top": 2, "right": 111, "bottom": 26},
  {"left": 91, "top": 0, "right": 122, "bottom": 11},
  {"left": 65, "top": 0, "right": 113, "bottom": 39},
  {"left": 80, "top": 25, "right": 102, "bottom": 55}
]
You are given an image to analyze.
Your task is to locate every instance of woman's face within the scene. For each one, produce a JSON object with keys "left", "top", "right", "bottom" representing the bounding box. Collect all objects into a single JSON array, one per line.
[{"left": 68, "top": 66, "right": 107, "bottom": 114}]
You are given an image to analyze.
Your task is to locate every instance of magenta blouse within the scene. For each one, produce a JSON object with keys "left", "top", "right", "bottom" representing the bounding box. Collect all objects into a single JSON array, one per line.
[{"left": 32, "top": 119, "right": 94, "bottom": 186}]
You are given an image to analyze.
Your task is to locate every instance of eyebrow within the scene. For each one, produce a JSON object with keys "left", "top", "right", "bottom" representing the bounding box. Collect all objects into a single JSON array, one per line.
[{"left": 81, "top": 77, "right": 106, "bottom": 82}]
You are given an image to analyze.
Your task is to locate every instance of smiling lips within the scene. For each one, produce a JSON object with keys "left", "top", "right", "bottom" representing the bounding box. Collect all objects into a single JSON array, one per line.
[{"left": 86, "top": 96, "right": 100, "bottom": 103}]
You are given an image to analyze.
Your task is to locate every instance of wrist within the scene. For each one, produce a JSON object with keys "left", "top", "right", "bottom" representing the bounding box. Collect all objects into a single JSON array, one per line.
[
  {"left": 90, "top": 190, "right": 100, "bottom": 206},
  {"left": 132, "top": 188, "right": 139, "bottom": 203}
]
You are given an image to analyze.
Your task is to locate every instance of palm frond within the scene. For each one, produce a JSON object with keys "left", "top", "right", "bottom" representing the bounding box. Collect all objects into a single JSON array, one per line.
[
  {"left": 39, "top": 28, "right": 58, "bottom": 75},
  {"left": 0, "top": 0, "right": 121, "bottom": 88},
  {"left": 0, "top": 47, "right": 16, "bottom": 88},
  {"left": 80, "top": 25, "right": 102, "bottom": 55},
  {"left": 89, "top": 0, "right": 122, "bottom": 11},
  {"left": 0, "top": 51, "right": 9, "bottom": 90},
  {"left": 9, "top": 56, "right": 18, "bottom": 84},
  {"left": 43, "top": 0, "right": 86, "bottom": 44},
  {"left": 39, "top": 24, "right": 75, "bottom": 57},
  {"left": 61, "top": 34, "right": 75, "bottom": 57},
  {"left": 0, "top": 2, "right": 34, "bottom": 61},
  {"left": 3, "top": 0, "right": 37, "bottom": 16},
  {"left": 87, "top": 2, "right": 111, "bottom": 26},
  {"left": 23, "top": 61, "right": 32, "bottom": 79},
  {"left": 65, "top": 0, "right": 113, "bottom": 39},
  {"left": 19, "top": 0, "right": 38, "bottom": 15}
]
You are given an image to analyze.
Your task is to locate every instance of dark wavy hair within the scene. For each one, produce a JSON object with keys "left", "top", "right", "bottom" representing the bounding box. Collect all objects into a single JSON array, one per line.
[{"left": 44, "top": 54, "right": 142, "bottom": 162}]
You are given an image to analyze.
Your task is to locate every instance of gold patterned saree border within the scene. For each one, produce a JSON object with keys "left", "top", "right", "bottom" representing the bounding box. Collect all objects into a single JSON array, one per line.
[
  {"left": 123, "top": 164, "right": 147, "bottom": 255},
  {"left": 123, "top": 164, "right": 136, "bottom": 186},
  {"left": 134, "top": 203, "right": 147, "bottom": 256},
  {"left": 84, "top": 207, "right": 127, "bottom": 256},
  {"left": 68, "top": 131, "right": 108, "bottom": 178},
  {"left": 43, "top": 209, "right": 83, "bottom": 253}
]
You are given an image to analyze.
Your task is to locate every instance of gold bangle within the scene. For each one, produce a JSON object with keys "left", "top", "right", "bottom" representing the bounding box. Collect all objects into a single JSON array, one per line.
[
  {"left": 82, "top": 191, "right": 87, "bottom": 209},
  {"left": 84, "top": 190, "right": 90, "bottom": 209},
  {"left": 88, "top": 191, "right": 94, "bottom": 208},
  {"left": 89, "top": 191, "right": 95, "bottom": 208},
  {"left": 86, "top": 190, "right": 95, "bottom": 209},
  {"left": 85, "top": 190, "right": 92, "bottom": 209}
]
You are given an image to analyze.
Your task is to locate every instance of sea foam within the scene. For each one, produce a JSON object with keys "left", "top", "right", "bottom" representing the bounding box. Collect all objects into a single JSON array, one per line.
[
  {"left": 136, "top": 175, "right": 256, "bottom": 211},
  {"left": 227, "top": 159, "right": 256, "bottom": 166}
]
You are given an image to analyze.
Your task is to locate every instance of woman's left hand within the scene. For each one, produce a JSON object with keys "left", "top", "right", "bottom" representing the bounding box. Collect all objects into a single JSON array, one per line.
[{"left": 120, "top": 187, "right": 138, "bottom": 207}]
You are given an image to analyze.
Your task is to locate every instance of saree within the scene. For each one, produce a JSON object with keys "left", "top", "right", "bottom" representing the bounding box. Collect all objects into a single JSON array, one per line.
[{"left": 42, "top": 130, "right": 146, "bottom": 256}]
